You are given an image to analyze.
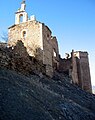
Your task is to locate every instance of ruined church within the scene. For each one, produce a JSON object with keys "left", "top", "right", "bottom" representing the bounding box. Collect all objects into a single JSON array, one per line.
[{"left": 7, "top": 0, "right": 92, "bottom": 93}]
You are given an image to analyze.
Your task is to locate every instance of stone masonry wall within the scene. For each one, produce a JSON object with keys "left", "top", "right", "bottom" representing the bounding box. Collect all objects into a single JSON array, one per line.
[
  {"left": 77, "top": 52, "right": 92, "bottom": 93},
  {"left": 71, "top": 51, "right": 79, "bottom": 84},
  {"left": 8, "top": 21, "right": 43, "bottom": 61},
  {"left": 59, "top": 58, "right": 71, "bottom": 74},
  {"left": 8, "top": 21, "right": 56, "bottom": 77},
  {"left": 51, "top": 37, "right": 59, "bottom": 70},
  {"left": 59, "top": 51, "right": 92, "bottom": 93},
  {"left": 42, "top": 24, "right": 53, "bottom": 77}
]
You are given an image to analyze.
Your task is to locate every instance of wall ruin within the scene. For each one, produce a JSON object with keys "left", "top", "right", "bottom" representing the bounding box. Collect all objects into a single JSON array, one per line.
[
  {"left": 59, "top": 50, "right": 92, "bottom": 93},
  {"left": 0, "top": 41, "right": 46, "bottom": 76}
]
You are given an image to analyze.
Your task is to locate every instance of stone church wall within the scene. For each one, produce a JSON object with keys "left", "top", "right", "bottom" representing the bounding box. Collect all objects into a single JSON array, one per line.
[
  {"left": 42, "top": 24, "right": 53, "bottom": 77},
  {"left": 8, "top": 21, "right": 58, "bottom": 77},
  {"left": 8, "top": 21, "right": 43, "bottom": 60}
]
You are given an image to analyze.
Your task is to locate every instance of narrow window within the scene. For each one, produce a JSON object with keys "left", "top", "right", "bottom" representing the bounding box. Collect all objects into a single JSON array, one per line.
[
  {"left": 47, "top": 34, "right": 49, "bottom": 38},
  {"left": 53, "top": 49, "right": 57, "bottom": 57},
  {"left": 47, "top": 34, "right": 49, "bottom": 40},
  {"left": 23, "top": 31, "right": 26, "bottom": 38}
]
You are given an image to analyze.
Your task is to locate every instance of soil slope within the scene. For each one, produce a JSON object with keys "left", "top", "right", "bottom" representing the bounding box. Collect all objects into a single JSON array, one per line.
[{"left": 0, "top": 69, "right": 95, "bottom": 120}]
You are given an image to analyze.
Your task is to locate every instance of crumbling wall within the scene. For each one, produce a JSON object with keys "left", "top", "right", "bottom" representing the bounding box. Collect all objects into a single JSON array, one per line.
[
  {"left": 59, "top": 58, "right": 72, "bottom": 76},
  {"left": 42, "top": 24, "right": 53, "bottom": 77},
  {"left": 59, "top": 50, "right": 92, "bottom": 93},
  {"left": 0, "top": 41, "right": 46, "bottom": 76},
  {"left": 51, "top": 36, "right": 59, "bottom": 71},
  {"left": 8, "top": 21, "right": 55, "bottom": 77}
]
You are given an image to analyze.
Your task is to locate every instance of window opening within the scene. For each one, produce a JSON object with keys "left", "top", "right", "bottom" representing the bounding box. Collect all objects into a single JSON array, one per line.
[
  {"left": 23, "top": 31, "right": 26, "bottom": 38},
  {"left": 19, "top": 14, "right": 23, "bottom": 23},
  {"left": 53, "top": 49, "right": 57, "bottom": 57},
  {"left": 47, "top": 34, "right": 50, "bottom": 40}
]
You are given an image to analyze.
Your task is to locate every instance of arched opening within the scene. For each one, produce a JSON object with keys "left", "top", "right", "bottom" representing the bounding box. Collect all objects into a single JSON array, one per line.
[
  {"left": 53, "top": 49, "right": 57, "bottom": 57},
  {"left": 22, "top": 31, "right": 26, "bottom": 38},
  {"left": 19, "top": 14, "right": 23, "bottom": 23}
]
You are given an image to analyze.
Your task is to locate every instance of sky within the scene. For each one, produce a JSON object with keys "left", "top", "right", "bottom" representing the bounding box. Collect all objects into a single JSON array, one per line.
[{"left": 0, "top": 0, "right": 95, "bottom": 86}]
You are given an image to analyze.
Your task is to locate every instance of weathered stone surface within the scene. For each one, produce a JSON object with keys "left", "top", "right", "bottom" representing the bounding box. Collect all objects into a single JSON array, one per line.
[
  {"left": 59, "top": 50, "right": 92, "bottom": 93},
  {"left": 74, "top": 51, "right": 92, "bottom": 93},
  {"left": 51, "top": 36, "right": 59, "bottom": 70}
]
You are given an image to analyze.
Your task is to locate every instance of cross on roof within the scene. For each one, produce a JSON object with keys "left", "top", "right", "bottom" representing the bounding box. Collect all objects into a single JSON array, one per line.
[{"left": 22, "top": 0, "right": 25, "bottom": 4}]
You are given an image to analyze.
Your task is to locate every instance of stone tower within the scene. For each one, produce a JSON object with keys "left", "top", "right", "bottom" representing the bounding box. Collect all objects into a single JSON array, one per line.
[
  {"left": 8, "top": 0, "right": 59, "bottom": 77},
  {"left": 59, "top": 50, "right": 92, "bottom": 93},
  {"left": 73, "top": 51, "right": 92, "bottom": 93}
]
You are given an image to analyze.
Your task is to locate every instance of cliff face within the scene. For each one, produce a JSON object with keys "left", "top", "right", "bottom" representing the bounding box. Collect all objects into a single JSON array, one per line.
[{"left": 0, "top": 68, "right": 95, "bottom": 120}]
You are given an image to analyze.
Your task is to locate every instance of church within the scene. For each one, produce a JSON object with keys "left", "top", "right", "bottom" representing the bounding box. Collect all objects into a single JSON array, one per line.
[
  {"left": 8, "top": 0, "right": 92, "bottom": 93},
  {"left": 8, "top": 0, "right": 59, "bottom": 77}
]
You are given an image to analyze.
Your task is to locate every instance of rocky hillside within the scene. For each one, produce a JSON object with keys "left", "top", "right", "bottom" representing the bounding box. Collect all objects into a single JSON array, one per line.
[{"left": 0, "top": 68, "right": 95, "bottom": 120}]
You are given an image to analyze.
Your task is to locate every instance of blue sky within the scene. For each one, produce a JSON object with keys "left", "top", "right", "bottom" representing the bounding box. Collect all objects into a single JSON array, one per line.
[{"left": 0, "top": 0, "right": 95, "bottom": 86}]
